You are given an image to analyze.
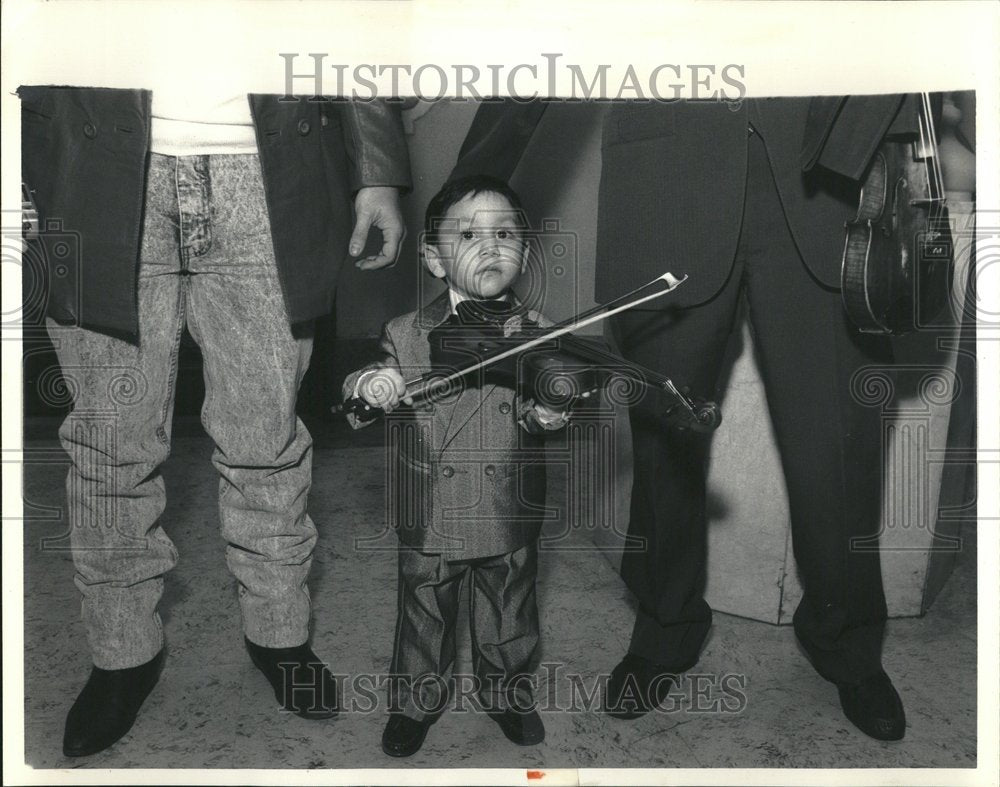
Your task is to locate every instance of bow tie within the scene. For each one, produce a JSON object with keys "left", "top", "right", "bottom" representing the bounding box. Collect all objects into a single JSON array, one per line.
[
  {"left": 429, "top": 297, "right": 536, "bottom": 374},
  {"left": 452, "top": 297, "right": 526, "bottom": 327}
]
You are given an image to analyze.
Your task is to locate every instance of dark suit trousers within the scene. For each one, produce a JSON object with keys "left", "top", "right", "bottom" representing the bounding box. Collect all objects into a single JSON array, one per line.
[
  {"left": 609, "top": 127, "right": 892, "bottom": 684},
  {"left": 389, "top": 543, "right": 539, "bottom": 722}
]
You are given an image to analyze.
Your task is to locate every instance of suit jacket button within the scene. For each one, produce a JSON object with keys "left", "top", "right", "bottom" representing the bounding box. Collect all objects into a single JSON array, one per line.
[
  {"left": 83, "top": 123, "right": 97, "bottom": 139},
  {"left": 499, "top": 401, "right": 512, "bottom": 414},
  {"left": 484, "top": 465, "right": 496, "bottom": 476},
  {"left": 320, "top": 113, "right": 329, "bottom": 127},
  {"left": 297, "top": 119, "right": 311, "bottom": 136},
  {"left": 441, "top": 466, "right": 454, "bottom": 478}
]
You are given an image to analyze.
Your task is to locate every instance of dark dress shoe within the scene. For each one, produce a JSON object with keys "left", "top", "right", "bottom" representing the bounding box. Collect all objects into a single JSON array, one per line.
[
  {"left": 487, "top": 708, "right": 545, "bottom": 745},
  {"left": 604, "top": 653, "right": 685, "bottom": 720},
  {"left": 381, "top": 713, "right": 432, "bottom": 757},
  {"left": 244, "top": 637, "right": 339, "bottom": 719},
  {"left": 63, "top": 650, "right": 164, "bottom": 757},
  {"left": 837, "top": 670, "right": 906, "bottom": 741}
]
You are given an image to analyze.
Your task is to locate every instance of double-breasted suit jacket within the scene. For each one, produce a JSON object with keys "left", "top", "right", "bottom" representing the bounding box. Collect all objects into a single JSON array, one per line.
[{"left": 343, "top": 293, "right": 560, "bottom": 560}]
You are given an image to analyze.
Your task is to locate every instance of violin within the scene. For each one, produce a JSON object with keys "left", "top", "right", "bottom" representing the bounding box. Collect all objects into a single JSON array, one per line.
[
  {"left": 425, "top": 299, "right": 604, "bottom": 410},
  {"left": 335, "top": 273, "right": 722, "bottom": 433},
  {"left": 841, "top": 93, "right": 954, "bottom": 334}
]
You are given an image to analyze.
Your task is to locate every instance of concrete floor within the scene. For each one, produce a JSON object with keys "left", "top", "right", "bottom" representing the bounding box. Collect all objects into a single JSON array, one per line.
[{"left": 18, "top": 417, "right": 977, "bottom": 774}]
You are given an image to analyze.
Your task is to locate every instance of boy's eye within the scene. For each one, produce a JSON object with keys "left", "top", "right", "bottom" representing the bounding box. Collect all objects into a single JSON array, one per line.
[
  {"left": 461, "top": 230, "right": 475, "bottom": 240},
  {"left": 496, "top": 229, "right": 510, "bottom": 239}
]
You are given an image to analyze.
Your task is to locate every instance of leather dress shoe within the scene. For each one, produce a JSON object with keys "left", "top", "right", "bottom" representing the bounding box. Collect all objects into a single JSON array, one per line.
[
  {"left": 245, "top": 637, "right": 339, "bottom": 719},
  {"left": 381, "top": 713, "right": 432, "bottom": 757},
  {"left": 837, "top": 670, "right": 906, "bottom": 741},
  {"left": 488, "top": 707, "right": 546, "bottom": 745},
  {"left": 604, "top": 653, "right": 686, "bottom": 720},
  {"left": 63, "top": 650, "right": 164, "bottom": 757}
]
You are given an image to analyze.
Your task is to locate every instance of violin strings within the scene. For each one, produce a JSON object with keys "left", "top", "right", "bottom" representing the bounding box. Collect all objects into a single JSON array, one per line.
[{"left": 921, "top": 92, "right": 945, "bottom": 202}]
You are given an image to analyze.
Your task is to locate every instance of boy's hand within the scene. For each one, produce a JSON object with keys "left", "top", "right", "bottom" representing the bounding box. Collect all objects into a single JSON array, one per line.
[
  {"left": 533, "top": 401, "right": 570, "bottom": 429},
  {"left": 358, "top": 366, "right": 412, "bottom": 412}
]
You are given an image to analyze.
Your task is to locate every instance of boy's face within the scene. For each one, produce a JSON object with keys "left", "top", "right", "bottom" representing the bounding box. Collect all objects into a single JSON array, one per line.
[{"left": 424, "top": 191, "right": 528, "bottom": 299}]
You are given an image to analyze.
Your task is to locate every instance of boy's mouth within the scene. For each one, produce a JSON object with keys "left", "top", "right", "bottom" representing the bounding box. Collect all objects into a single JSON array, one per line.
[{"left": 476, "top": 257, "right": 519, "bottom": 275}]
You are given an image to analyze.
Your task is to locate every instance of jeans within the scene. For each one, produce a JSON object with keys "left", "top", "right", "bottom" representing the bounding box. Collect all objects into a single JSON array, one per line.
[{"left": 49, "top": 153, "right": 316, "bottom": 669}]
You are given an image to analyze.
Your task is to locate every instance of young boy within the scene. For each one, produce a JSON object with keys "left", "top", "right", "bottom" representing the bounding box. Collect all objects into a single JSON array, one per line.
[{"left": 342, "top": 175, "right": 568, "bottom": 757}]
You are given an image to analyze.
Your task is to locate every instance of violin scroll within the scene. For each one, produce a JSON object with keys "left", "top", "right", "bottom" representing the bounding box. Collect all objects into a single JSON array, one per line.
[{"left": 688, "top": 399, "right": 722, "bottom": 432}]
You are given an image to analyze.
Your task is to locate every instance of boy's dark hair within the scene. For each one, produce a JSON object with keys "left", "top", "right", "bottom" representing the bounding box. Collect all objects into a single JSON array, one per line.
[{"left": 423, "top": 174, "right": 525, "bottom": 247}]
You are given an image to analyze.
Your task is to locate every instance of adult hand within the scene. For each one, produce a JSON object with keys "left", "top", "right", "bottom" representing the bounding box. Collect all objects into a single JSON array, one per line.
[{"left": 350, "top": 186, "right": 404, "bottom": 270}]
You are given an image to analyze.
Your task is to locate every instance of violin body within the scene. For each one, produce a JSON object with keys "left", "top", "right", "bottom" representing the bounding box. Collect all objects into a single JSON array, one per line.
[
  {"left": 841, "top": 96, "right": 953, "bottom": 334},
  {"left": 426, "top": 312, "right": 600, "bottom": 408}
]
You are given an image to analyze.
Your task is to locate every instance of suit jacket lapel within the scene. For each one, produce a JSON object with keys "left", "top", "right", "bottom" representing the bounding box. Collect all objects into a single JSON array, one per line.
[
  {"left": 440, "top": 380, "right": 499, "bottom": 453},
  {"left": 413, "top": 293, "right": 468, "bottom": 446},
  {"left": 415, "top": 290, "right": 453, "bottom": 335}
]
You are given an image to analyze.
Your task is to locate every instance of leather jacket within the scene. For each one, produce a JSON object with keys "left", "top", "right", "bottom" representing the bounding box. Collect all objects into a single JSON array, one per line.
[{"left": 19, "top": 86, "right": 412, "bottom": 338}]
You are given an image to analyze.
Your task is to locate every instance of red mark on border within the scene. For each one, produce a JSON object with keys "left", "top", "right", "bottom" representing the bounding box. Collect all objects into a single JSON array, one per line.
[{"left": 527, "top": 771, "right": 545, "bottom": 780}]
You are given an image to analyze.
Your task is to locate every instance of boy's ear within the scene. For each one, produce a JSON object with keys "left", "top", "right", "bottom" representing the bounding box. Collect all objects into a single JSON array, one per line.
[{"left": 423, "top": 241, "right": 448, "bottom": 279}]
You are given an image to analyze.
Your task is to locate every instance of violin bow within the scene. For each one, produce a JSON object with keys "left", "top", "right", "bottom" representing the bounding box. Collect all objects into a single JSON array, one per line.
[{"left": 400, "top": 272, "right": 687, "bottom": 401}]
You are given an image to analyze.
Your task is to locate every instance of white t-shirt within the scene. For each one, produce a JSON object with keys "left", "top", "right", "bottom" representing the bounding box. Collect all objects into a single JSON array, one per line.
[{"left": 149, "top": 88, "right": 257, "bottom": 156}]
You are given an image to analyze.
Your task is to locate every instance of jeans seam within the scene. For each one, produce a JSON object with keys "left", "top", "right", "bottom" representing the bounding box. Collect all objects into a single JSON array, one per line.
[
  {"left": 197, "top": 155, "right": 213, "bottom": 257},
  {"left": 157, "top": 276, "right": 187, "bottom": 446},
  {"left": 174, "top": 157, "right": 187, "bottom": 267}
]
